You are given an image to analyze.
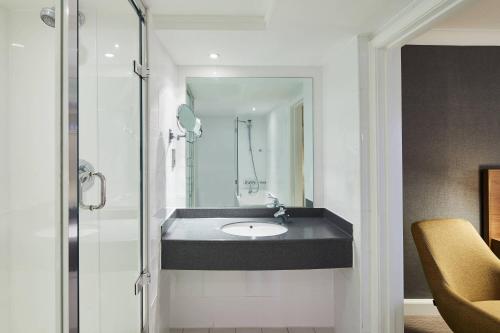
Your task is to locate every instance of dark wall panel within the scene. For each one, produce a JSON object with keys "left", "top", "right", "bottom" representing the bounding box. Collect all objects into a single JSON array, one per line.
[{"left": 402, "top": 45, "right": 500, "bottom": 298}]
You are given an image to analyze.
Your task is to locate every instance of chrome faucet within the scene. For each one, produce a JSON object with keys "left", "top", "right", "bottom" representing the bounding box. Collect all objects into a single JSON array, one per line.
[
  {"left": 267, "top": 193, "right": 290, "bottom": 223},
  {"left": 274, "top": 205, "right": 290, "bottom": 223}
]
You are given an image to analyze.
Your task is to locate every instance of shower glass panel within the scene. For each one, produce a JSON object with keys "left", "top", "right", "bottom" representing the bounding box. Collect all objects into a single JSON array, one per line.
[
  {"left": 0, "top": 0, "right": 62, "bottom": 332},
  {"left": 79, "top": 0, "right": 143, "bottom": 332}
]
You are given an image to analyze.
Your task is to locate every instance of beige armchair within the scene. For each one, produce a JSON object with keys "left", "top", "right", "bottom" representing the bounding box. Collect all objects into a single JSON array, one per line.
[{"left": 412, "top": 219, "right": 500, "bottom": 333}]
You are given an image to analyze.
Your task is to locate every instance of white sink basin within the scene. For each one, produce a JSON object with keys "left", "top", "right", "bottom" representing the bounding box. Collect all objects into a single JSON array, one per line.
[{"left": 221, "top": 221, "right": 288, "bottom": 237}]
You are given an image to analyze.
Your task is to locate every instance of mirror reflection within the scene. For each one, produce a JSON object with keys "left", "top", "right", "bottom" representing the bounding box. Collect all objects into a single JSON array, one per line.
[
  {"left": 185, "top": 77, "right": 313, "bottom": 208},
  {"left": 177, "top": 104, "right": 197, "bottom": 132}
]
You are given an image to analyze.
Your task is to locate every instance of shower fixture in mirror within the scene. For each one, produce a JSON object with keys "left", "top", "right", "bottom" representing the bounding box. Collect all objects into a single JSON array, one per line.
[{"left": 185, "top": 77, "right": 314, "bottom": 208}]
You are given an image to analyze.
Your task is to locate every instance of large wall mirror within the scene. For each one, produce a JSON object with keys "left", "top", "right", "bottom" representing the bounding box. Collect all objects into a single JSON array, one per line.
[{"left": 185, "top": 77, "right": 314, "bottom": 208}]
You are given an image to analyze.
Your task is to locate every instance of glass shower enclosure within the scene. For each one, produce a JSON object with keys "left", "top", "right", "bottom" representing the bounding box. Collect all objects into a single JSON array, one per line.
[
  {"left": 0, "top": 0, "right": 148, "bottom": 332},
  {"left": 78, "top": 0, "right": 146, "bottom": 332}
]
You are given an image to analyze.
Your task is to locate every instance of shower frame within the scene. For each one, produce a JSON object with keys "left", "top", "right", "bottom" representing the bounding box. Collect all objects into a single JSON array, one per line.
[
  {"left": 235, "top": 118, "right": 240, "bottom": 199},
  {"left": 63, "top": 0, "right": 150, "bottom": 332}
]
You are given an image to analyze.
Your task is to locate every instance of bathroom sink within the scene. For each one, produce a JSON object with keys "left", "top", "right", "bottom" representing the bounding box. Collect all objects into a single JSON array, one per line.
[
  {"left": 162, "top": 208, "right": 353, "bottom": 270},
  {"left": 221, "top": 221, "right": 288, "bottom": 237}
]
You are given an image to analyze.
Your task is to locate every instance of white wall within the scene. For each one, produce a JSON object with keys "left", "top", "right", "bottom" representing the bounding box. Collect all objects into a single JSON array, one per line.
[
  {"left": 162, "top": 66, "right": 333, "bottom": 329},
  {"left": 148, "top": 16, "right": 185, "bottom": 333},
  {"left": 0, "top": 7, "right": 9, "bottom": 332},
  {"left": 322, "top": 37, "right": 366, "bottom": 333},
  {"left": 0, "top": 7, "right": 60, "bottom": 333},
  {"left": 168, "top": 270, "right": 335, "bottom": 328}
]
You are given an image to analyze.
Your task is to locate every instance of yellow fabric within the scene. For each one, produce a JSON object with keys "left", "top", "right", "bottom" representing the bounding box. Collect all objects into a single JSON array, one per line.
[
  {"left": 474, "top": 301, "right": 500, "bottom": 318},
  {"left": 412, "top": 219, "right": 500, "bottom": 333}
]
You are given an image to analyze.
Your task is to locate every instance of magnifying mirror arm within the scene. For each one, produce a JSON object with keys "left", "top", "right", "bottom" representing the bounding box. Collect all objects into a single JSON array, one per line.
[{"left": 168, "top": 129, "right": 186, "bottom": 143}]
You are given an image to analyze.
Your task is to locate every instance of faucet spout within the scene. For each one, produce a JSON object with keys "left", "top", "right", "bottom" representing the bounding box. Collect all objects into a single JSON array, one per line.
[{"left": 274, "top": 205, "right": 290, "bottom": 223}]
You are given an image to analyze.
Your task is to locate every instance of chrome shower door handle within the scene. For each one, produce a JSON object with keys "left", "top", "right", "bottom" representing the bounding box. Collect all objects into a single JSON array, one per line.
[
  {"left": 79, "top": 171, "right": 106, "bottom": 211},
  {"left": 92, "top": 172, "right": 106, "bottom": 210}
]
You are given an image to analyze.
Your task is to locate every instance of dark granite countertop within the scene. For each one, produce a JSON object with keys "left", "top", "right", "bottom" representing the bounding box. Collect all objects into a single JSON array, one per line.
[{"left": 161, "top": 208, "right": 353, "bottom": 270}]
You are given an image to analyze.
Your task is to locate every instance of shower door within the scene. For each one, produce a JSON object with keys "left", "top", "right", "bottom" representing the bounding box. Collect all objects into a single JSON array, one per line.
[{"left": 78, "top": 0, "right": 145, "bottom": 332}]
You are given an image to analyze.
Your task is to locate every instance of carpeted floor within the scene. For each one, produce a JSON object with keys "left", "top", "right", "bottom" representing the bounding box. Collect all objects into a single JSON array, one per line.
[{"left": 404, "top": 316, "right": 452, "bottom": 333}]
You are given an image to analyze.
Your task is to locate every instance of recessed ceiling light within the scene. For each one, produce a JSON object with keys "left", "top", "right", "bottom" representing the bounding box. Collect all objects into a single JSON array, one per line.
[
  {"left": 104, "top": 53, "right": 115, "bottom": 58},
  {"left": 209, "top": 53, "right": 220, "bottom": 59},
  {"left": 252, "top": 107, "right": 256, "bottom": 111},
  {"left": 114, "top": 44, "right": 120, "bottom": 48},
  {"left": 11, "top": 43, "right": 24, "bottom": 48}
]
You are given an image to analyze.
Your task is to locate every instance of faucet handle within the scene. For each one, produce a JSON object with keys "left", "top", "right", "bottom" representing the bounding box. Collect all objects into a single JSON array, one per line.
[{"left": 267, "top": 192, "right": 278, "bottom": 199}]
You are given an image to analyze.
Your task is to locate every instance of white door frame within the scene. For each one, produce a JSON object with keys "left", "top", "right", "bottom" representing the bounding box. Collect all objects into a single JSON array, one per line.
[{"left": 366, "top": 1, "right": 471, "bottom": 332}]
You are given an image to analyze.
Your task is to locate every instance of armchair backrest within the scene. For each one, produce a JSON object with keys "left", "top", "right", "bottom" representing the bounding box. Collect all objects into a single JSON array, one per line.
[{"left": 412, "top": 219, "right": 500, "bottom": 302}]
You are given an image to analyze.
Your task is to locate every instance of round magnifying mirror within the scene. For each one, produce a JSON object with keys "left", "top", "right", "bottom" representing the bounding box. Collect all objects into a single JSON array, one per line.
[{"left": 177, "top": 104, "right": 197, "bottom": 132}]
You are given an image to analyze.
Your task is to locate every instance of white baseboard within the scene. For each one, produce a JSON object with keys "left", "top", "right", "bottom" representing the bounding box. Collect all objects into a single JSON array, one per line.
[{"left": 404, "top": 299, "right": 439, "bottom": 316}]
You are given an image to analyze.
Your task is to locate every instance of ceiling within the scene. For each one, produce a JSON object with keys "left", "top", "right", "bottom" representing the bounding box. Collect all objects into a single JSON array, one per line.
[
  {"left": 146, "top": 0, "right": 413, "bottom": 66},
  {"left": 187, "top": 77, "right": 309, "bottom": 116},
  {"left": 146, "top": 0, "right": 271, "bottom": 16},
  {"left": 411, "top": 0, "right": 500, "bottom": 45},
  {"left": 0, "top": 0, "right": 54, "bottom": 10},
  {"left": 431, "top": 0, "right": 500, "bottom": 30}
]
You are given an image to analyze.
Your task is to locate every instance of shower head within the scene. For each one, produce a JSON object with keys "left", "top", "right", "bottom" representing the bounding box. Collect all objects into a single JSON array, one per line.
[
  {"left": 40, "top": 7, "right": 55, "bottom": 27},
  {"left": 237, "top": 119, "right": 252, "bottom": 126},
  {"left": 40, "top": 6, "right": 86, "bottom": 28}
]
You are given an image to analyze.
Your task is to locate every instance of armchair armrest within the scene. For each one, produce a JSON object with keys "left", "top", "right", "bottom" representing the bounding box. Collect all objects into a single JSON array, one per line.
[{"left": 434, "top": 283, "right": 500, "bottom": 333}]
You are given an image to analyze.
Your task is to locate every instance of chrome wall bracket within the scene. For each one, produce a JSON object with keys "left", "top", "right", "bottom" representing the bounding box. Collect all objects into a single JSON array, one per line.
[
  {"left": 78, "top": 159, "right": 95, "bottom": 191},
  {"left": 133, "top": 60, "right": 149, "bottom": 79},
  {"left": 134, "top": 271, "right": 151, "bottom": 295},
  {"left": 168, "top": 128, "right": 186, "bottom": 143}
]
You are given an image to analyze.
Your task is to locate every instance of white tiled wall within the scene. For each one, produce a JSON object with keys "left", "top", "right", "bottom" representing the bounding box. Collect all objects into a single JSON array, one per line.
[
  {"left": 166, "top": 270, "right": 335, "bottom": 328},
  {"left": 148, "top": 15, "right": 186, "bottom": 333},
  {"left": 322, "top": 37, "right": 364, "bottom": 333}
]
